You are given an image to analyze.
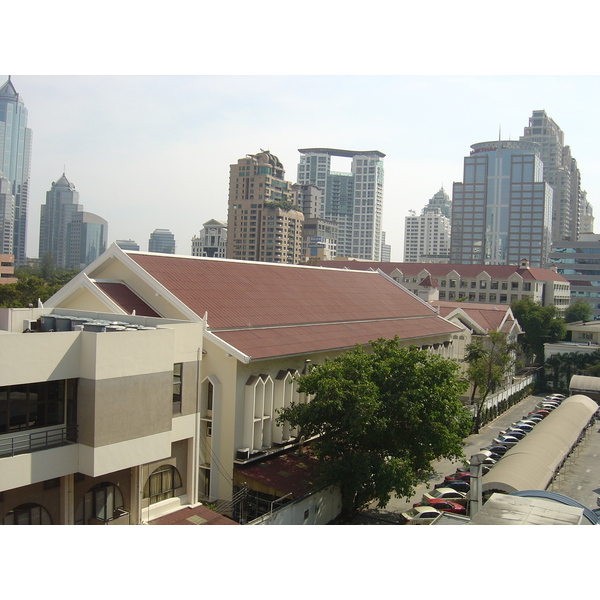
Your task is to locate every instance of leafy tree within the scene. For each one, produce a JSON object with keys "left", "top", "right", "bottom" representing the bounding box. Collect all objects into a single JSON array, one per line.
[
  {"left": 464, "top": 331, "right": 518, "bottom": 432},
  {"left": 564, "top": 299, "right": 592, "bottom": 324},
  {"left": 277, "top": 337, "right": 471, "bottom": 519},
  {"left": 511, "top": 297, "right": 566, "bottom": 364}
]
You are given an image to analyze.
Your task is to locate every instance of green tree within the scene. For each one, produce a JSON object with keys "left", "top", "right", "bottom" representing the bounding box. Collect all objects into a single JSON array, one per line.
[
  {"left": 464, "top": 331, "right": 517, "bottom": 432},
  {"left": 277, "top": 337, "right": 471, "bottom": 519},
  {"left": 564, "top": 299, "right": 592, "bottom": 324},
  {"left": 511, "top": 297, "right": 566, "bottom": 364}
]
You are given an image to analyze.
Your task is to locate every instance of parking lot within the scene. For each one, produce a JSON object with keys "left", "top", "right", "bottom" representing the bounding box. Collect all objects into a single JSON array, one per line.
[{"left": 352, "top": 393, "right": 600, "bottom": 524}]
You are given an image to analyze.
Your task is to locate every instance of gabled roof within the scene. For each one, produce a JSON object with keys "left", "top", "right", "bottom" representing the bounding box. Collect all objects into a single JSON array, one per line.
[
  {"left": 318, "top": 261, "right": 568, "bottom": 283},
  {"left": 432, "top": 301, "right": 521, "bottom": 336},
  {"left": 48, "top": 245, "right": 462, "bottom": 362}
]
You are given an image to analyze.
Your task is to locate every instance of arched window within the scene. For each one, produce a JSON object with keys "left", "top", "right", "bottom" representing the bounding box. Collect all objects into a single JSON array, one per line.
[
  {"left": 75, "top": 481, "right": 126, "bottom": 524},
  {"left": 2, "top": 503, "right": 52, "bottom": 525},
  {"left": 144, "top": 465, "right": 182, "bottom": 505}
]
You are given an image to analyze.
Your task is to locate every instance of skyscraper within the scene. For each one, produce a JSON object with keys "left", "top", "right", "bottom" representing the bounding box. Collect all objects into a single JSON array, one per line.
[
  {"left": 148, "top": 228, "right": 176, "bottom": 254},
  {"left": 39, "top": 173, "right": 82, "bottom": 269},
  {"left": 297, "top": 148, "right": 385, "bottom": 260},
  {"left": 39, "top": 173, "right": 108, "bottom": 270},
  {"left": 404, "top": 187, "right": 451, "bottom": 263},
  {"left": 520, "top": 110, "right": 589, "bottom": 242},
  {"left": 450, "top": 140, "right": 553, "bottom": 268},
  {"left": 0, "top": 77, "right": 32, "bottom": 265},
  {"left": 67, "top": 211, "right": 108, "bottom": 270},
  {"left": 226, "top": 150, "right": 304, "bottom": 263},
  {"left": 0, "top": 173, "right": 14, "bottom": 255}
]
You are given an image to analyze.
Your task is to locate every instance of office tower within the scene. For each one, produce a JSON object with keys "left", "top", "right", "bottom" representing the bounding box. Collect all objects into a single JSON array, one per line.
[
  {"left": 191, "top": 219, "right": 227, "bottom": 258},
  {"left": 550, "top": 234, "right": 600, "bottom": 320},
  {"left": 297, "top": 148, "right": 385, "bottom": 260},
  {"left": 148, "top": 228, "right": 176, "bottom": 254},
  {"left": 380, "top": 232, "right": 391, "bottom": 262},
  {"left": 0, "top": 173, "right": 14, "bottom": 255},
  {"left": 294, "top": 183, "right": 337, "bottom": 262},
  {"left": 0, "top": 77, "right": 32, "bottom": 265},
  {"left": 450, "top": 140, "right": 553, "bottom": 268},
  {"left": 521, "top": 110, "right": 589, "bottom": 241},
  {"left": 39, "top": 173, "right": 82, "bottom": 269},
  {"left": 404, "top": 187, "right": 451, "bottom": 263},
  {"left": 40, "top": 173, "right": 108, "bottom": 270},
  {"left": 226, "top": 150, "right": 304, "bottom": 263},
  {"left": 67, "top": 211, "right": 107, "bottom": 269},
  {"left": 115, "top": 239, "right": 140, "bottom": 251}
]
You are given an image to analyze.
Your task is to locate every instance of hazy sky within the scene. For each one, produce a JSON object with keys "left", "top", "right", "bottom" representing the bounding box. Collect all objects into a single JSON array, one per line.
[
  {"left": 6, "top": 3, "right": 600, "bottom": 262},
  {"left": 9, "top": 74, "right": 600, "bottom": 261}
]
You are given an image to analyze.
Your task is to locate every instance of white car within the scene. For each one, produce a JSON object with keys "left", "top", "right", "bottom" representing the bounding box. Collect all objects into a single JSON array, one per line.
[
  {"left": 493, "top": 435, "right": 520, "bottom": 447},
  {"left": 422, "top": 487, "right": 467, "bottom": 506},
  {"left": 401, "top": 506, "right": 442, "bottom": 524},
  {"left": 545, "top": 394, "right": 566, "bottom": 401}
]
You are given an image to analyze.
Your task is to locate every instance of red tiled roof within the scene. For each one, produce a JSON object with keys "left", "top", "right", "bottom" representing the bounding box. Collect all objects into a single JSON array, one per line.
[
  {"left": 432, "top": 301, "right": 515, "bottom": 333},
  {"left": 318, "top": 261, "right": 567, "bottom": 283},
  {"left": 216, "top": 316, "right": 460, "bottom": 360},
  {"left": 126, "top": 254, "right": 438, "bottom": 329},
  {"left": 95, "top": 282, "right": 161, "bottom": 317},
  {"left": 97, "top": 254, "right": 464, "bottom": 360}
]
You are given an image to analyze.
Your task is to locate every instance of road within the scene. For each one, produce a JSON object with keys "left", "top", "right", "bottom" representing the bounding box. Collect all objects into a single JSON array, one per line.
[{"left": 350, "top": 393, "right": 600, "bottom": 524}]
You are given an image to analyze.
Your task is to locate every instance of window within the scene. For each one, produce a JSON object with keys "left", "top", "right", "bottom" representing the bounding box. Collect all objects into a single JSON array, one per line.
[
  {"left": 144, "top": 465, "right": 183, "bottom": 505},
  {"left": 173, "top": 364, "right": 182, "bottom": 414},
  {"left": 2, "top": 503, "right": 52, "bottom": 525},
  {"left": 75, "top": 482, "right": 125, "bottom": 524}
]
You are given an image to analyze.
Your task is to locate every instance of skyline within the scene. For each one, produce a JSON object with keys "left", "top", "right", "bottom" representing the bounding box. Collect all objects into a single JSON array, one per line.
[{"left": 6, "top": 75, "right": 600, "bottom": 263}]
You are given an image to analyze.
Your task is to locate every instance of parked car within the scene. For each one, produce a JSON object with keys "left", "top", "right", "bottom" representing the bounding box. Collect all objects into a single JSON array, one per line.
[
  {"left": 444, "top": 471, "right": 471, "bottom": 482},
  {"left": 414, "top": 498, "right": 467, "bottom": 515},
  {"left": 512, "top": 421, "right": 536, "bottom": 430},
  {"left": 493, "top": 435, "right": 520, "bottom": 447},
  {"left": 400, "top": 506, "right": 441, "bottom": 524},
  {"left": 523, "top": 414, "right": 544, "bottom": 423},
  {"left": 545, "top": 394, "right": 565, "bottom": 401},
  {"left": 482, "top": 444, "right": 509, "bottom": 456},
  {"left": 499, "top": 428, "right": 526, "bottom": 440},
  {"left": 422, "top": 487, "right": 467, "bottom": 506},
  {"left": 435, "top": 479, "right": 470, "bottom": 493}
]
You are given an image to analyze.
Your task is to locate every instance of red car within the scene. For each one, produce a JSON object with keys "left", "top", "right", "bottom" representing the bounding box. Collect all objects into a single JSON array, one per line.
[
  {"left": 414, "top": 498, "right": 467, "bottom": 515},
  {"left": 444, "top": 471, "right": 471, "bottom": 482}
]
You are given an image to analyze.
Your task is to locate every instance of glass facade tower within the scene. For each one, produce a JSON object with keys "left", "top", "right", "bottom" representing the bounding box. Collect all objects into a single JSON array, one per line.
[
  {"left": 450, "top": 140, "right": 553, "bottom": 268},
  {"left": 0, "top": 77, "right": 32, "bottom": 265}
]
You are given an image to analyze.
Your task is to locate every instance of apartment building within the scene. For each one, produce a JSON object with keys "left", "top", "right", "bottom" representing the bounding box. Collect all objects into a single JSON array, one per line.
[
  {"left": 227, "top": 150, "right": 304, "bottom": 263},
  {"left": 319, "top": 258, "right": 571, "bottom": 315}
]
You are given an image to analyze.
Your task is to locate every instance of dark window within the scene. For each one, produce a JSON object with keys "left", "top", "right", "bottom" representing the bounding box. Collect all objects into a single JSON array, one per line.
[
  {"left": 173, "top": 364, "right": 182, "bottom": 414},
  {"left": 75, "top": 482, "right": 125, "bottom": 524},
  {"left": 2, "top": 503, "right": 52, "bottom": 525}
]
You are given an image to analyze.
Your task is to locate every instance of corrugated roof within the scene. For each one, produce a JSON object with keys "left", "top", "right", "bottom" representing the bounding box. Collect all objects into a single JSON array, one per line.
[
  {"left": 96, "top": 253, "right": 463, "bottom": 360},
  {"left": 318, "top": 261, "right": 568, "bottom": 283},
  {"left": 127, "top": 254, "right": 438, "bottom": 330},
  {"left": 482, "top": 395, "right": 598, "bottom": 494},
  {"left": 95, "top": 282, "right": 161, "bottom": 317},
  {"left": 432, "top": 301, "right": 516, "bottom": 333}
]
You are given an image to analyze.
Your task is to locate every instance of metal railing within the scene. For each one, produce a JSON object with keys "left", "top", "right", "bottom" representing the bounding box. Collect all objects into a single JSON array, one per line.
[{"left": 0, "top": 425, "right": 77, "bottom": 458}]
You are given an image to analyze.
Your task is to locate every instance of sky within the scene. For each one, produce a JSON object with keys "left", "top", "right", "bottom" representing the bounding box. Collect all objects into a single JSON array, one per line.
[
  {"left": 10, "top": 74, "right": 600, "bottom": 262},
  {"left": 5, "top": 2, "right": 600, "bottom": 264}
]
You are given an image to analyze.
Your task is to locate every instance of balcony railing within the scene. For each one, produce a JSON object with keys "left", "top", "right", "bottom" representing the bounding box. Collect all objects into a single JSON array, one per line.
[{"left": 0, "top": 425, "right": 77, "bottom": 458}]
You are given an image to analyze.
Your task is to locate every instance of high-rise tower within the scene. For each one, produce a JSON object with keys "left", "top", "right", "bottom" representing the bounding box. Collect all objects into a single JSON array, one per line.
[
  {"left": 0, "top": 77, "right": 32, "bottom": 265},
  {"left": 39, "top": 173, "right": 82, "bottom": 269},
  {"left": 520, "top": 110, "right": 588, "bottom": 242},
  {"left": 297, "top": 148, "right": 385, "bottom": 260},
  {"left": 450, "top": 140, "right": 553, "bottom": 268},
  {"left": 226, "top": 150, "right": 304, "bottom": 263},
  {"left": 404, "top": 187, "right": 451, "bottom": 263}
]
